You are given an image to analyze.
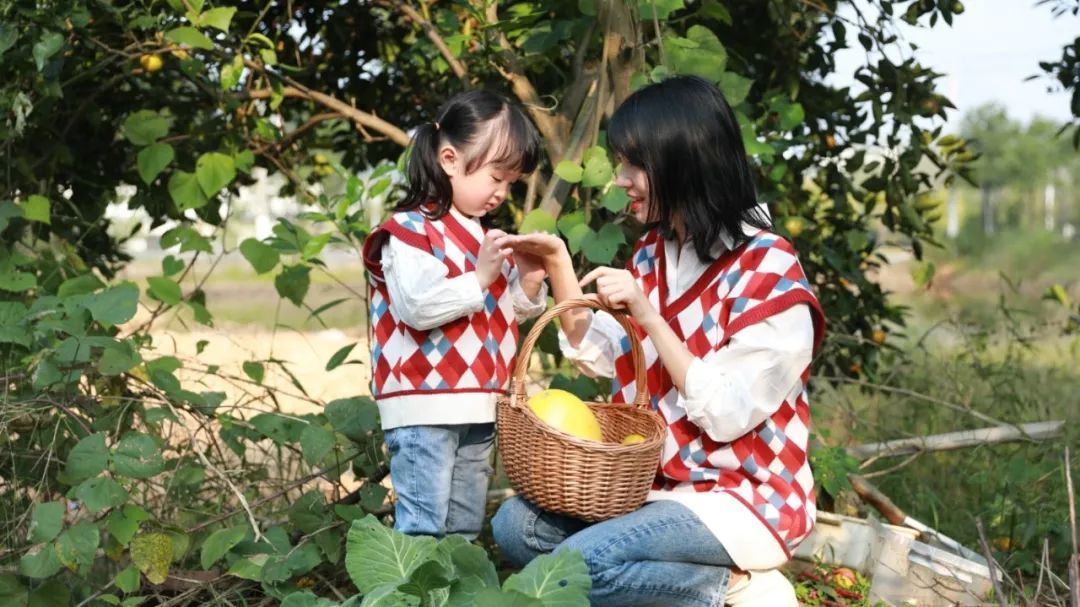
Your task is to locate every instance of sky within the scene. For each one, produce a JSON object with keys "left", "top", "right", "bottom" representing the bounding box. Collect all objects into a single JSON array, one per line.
[{"left": 833, "top": 0, "right": 1079, "bottom": 128}]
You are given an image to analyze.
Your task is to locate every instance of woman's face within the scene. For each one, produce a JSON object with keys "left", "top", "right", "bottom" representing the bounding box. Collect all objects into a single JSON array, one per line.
[{"left": 614, "top": 160, "right": 650, "bottom": 223}]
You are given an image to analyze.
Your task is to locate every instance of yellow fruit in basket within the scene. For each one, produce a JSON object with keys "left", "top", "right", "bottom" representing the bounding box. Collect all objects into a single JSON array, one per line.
[
  {"left": 621, "top": 433, "right": 647, "bottom": 445},
  {"left": 527, "top": 389, "right": 603, "bottom": 442}
]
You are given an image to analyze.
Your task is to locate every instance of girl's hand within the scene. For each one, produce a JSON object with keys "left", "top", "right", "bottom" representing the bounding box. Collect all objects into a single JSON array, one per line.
[
  {"left": 499, "top": 233, "right": 569, "bottom": 266},
  {"left": 579, "top": 266, "right": 657, "bottom": 323},
  {"left": 476, "top": 229, "right": 511, "bottom": 289}
]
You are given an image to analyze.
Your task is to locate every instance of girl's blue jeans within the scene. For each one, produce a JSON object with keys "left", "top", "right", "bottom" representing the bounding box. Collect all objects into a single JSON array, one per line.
[
  {"left": 493, "top": 496, "right": 734, "bottom": 607},
  {"left": 383, "top": 422, "right": 494, "bottom": 539}
]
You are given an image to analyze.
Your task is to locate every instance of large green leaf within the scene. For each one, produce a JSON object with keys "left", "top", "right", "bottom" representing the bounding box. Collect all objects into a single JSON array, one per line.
[
  {"left": 146, "top": 276, "right": 182, "bottom": 305},
  {"left": 599, "top": 187, "right": 629, "bottom": 212},
  {"left": 27, "top": 502, "right": 64, "bottom": 544},
  {"left": 65, "top": 432, "right": 109, "bottom": 483},
  {"left": 280, "top": 591, "right": 338, "bottom": 607},
  {"left": 168, "top": 170, "right": 209, "bottom": 212},
  {"left": 99, "top": 340, "right": 142, "bottom": 376},
  {"left": 198, "top": 7, "right": 236, "bottom": 32},
  {"left": 0, "top": 301, "right": 29, "bottom": 346},
  {"left": 165, "top": 26, "right": 213, "bottom": 50},
  {"left": 580, "top": 147, "right": 612, "bottom": 188},
  {"left": 137, "top": 143, "right": 175, "bottom": 184},
  {"left": 472, "top": 589, "right": 542, "bottom": 607},
  {"left": 275, "top": 265, "right": 311, "bottom": 306},
  {"left": 113, "top": 432, "right": 165, "bottom": 479},
  {"left": 553, "top": 160, "right": 583, "bottom": 183},
  {"left": 130, "top": 532, "right": 173, "bottom": 584},
  {"left": 21, "top": 195, "right": 50, "bottom": 224},
  {"left": 716, "top": 71, "right": 754, "bottom": 106},
  {"left": 519, "top": 209, "right": 558, "bottom": 235},
  {"left": 28, "top": 578, "right": 70, "bottom": 607},
  {"left": 397, "top": 560, "right": 452, "bottom": 601},
  {"left": 638, "top": 0, "right": 684, "bottom": 19},
  {"left": 250, "top": 412, "right": 306, "bottom": 444},
  {"left": 502, "top": 550, "right": 591, "bottom": 606},
  {"left": 114, "top": 565, "right": 141, "bottom": 594},
  {"left": 123, "top": 110, "right": 171, "bottom": 146},
  {"left": 32, "top": 31, "right": 64, "bottom": 71},
  {"left": 226, "top": 554, "right": 268, "bottom": 581},
  {"left": 195, "top": 152, "right": 236, "bottom": 197},
  {"left": 106, "top": 505, "right": 151, "bottom": 545},
  {"left": 18, "top": 545, "right": 62, "bottom": 579},
  {"left": 85, "top": 282, "right": 139, "bottom": 325},
  {"left": 75, "top": 476, "right": 129, "bottom": 512},
  {"left": 582, "top": 223, "right": 626, "bottom": 264},
  {"left": 239, "top": 238, "right": 280, "bottom": 274},
  {"left": 345, "top": 515, "right": 438, "bottom": 594},
  {"left": 200, "top": 525, "right": 248, "bottom": 569},
  {"left": 325, "top": 397, "right": 380, "bottom": 440},
  {"left": 55, "top": 522, "right": 100, "bottom": 571},
  {"left": 300, "top": 424, "right": 336, "bottom": 466},
  {"left": 0, "top": 575, "right": 27, "bottom": 607},
  {"left": 667, "top": 26, "right": 727, "bottom": 82}
]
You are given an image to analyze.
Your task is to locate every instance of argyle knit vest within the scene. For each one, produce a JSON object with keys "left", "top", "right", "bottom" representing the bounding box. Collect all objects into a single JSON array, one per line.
[
  {"left": 611, "top": 228, "right": 825, "bottom": 557},
  {"left": 362, "top": 210, "right": 519, "bottom": 400}
]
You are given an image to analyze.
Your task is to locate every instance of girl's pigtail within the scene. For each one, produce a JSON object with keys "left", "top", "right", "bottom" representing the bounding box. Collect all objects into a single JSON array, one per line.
[{"left": 399, "top": 122, "right": 453, "bottom": 217}]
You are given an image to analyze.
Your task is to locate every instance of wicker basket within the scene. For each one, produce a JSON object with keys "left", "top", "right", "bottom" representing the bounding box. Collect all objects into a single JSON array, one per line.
[{"left": 496, "top": 298, "right": 666, "bottom": 522}]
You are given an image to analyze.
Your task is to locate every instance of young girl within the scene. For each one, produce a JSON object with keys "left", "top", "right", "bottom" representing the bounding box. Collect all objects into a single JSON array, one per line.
[
  {"left": 361, "top": 90, "right": 546, "bottom": 539},
  {"left": 495, "top": 76, "right": 825, "bottom": 606}
]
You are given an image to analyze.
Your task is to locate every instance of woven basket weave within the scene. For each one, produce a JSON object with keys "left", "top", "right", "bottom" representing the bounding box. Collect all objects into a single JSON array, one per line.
[{"left": 497, "top": 298, "right": 665, "bottom": 521}]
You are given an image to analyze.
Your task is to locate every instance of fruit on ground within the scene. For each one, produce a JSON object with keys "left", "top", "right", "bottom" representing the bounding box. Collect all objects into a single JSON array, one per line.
[
  {"left": 527, "top": 389, "right": 603, "bottom": 441},
  {"left": 621, "top": 433, "right": 646, "bottom": 445}
]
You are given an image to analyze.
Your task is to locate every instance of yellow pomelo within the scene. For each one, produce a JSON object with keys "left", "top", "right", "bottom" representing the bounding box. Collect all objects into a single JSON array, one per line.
[
  {"left": 527, "top": 389, "right": 603, "bottom": 442},
  {"left": 621, "top": 433, "right": 646, "bottom": 445}
]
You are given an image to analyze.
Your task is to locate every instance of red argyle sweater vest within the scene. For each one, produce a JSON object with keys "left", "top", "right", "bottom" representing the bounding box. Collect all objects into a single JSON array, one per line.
[
  {"left": 611, "top": 228, "right": 825, "bottom": 556},
  {"left": 361, "top": 210, "right": 519, "bottom": 400}
]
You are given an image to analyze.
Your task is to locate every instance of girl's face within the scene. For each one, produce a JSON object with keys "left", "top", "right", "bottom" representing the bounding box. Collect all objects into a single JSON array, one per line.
[
  {"left": 614, "top": 160, "right": 650, "bottom": 223},
  {"left": 440, "top": 145, "right": 520, "bottom": 218}
]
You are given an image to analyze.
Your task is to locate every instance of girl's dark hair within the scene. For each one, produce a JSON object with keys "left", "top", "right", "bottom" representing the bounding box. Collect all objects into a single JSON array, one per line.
[
  {"left": 398, "top": 90, "right": 541, "bottom": 218},
  {"left": 608, "top": 75, "right": 770, "bottom": 262}
]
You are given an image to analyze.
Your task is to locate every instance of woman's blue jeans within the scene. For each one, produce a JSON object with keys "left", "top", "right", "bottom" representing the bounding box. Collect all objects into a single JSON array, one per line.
[
  {"left": 383, "top": 423, "right": 495, "bottom": 539},
  {"left": 493, "top": 496, "right": 734, "bottom": 607}
]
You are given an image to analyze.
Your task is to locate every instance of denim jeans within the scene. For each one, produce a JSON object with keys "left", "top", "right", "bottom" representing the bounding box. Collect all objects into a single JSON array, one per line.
[
  {"left": 493, "top": 497, "right": 734, "bottom": 607},
  {"left": 382, "top": 423, "right": 494, "bottom": 539}
]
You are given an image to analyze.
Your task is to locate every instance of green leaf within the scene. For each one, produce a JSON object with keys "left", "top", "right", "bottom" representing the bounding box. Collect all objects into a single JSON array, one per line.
[
  {"left": 911, "top": 260, "right": 936, "bottom": 289},
  {"left": 357, "top": 483, "right": 389, "bottom": 513},
  {"left": 21, "top": 195, "right": 50, "bottom": 224},
  {"left": 326, "top": 343, "right": 357, "bottom": 371},
  {"left": 580, "top": 147, "right": 612, "bottom": 188},
  {"left": 281, "top": 591, "right": 338, "bottom": 607},
  {"left": 195, "top": 152, "right": 236, "bottom": 197},
  {"left": 55, "top": 522, "right": 100, "bottom": 571},
  {"left": 199, "top": 7, "right": 236, "bottom": 32},
  {"left": 115, "top": 565, "right": 141, "bottom": 594},
  {"left": 0, "top": 268, "right": 36, "bottom": 292},
  {"left": 161, "top": 225, "right": 213, "bottom": 253},
  {"left": 345, "top": 515, "right": 438, "bottom": 594},
  {"left": 58, "top": 273, "right": 105, "bottom": 298},
  {"left": 113, "top": 432, "right": 165, "bottom": 479},
  {"left": 0, "top": 23, "right": 18, "bottom": 57},
  {"left": 473, "top": 589, "right": 542, "bottom": 607},
  {"left": 503, "top": 550, "right": 591, "bottom": 606},
  {"left": 85, "top": 282, "right": 139, "bottom": 325},
  {"left": 106, "top": 505, "right": 151, "bottom": 545},
  {"left": 200, "top": 525, "right": 248, "bottom": 569},
  {"left": 226, "top": 554, "right": 268, "bottom": 581},
  {"left": 667, "top": 26, "right": 727, "bottom": 82},
  {"left": 234, "top": 149, "right": 256, "bottom": 173},
  {"left": 32, "top": 31, "right": 64, "bottom": 71},
  {"left": 638, "top": 0, "right": 684, "bottom": 19},
  {"left": 441, "top": 537, "right": 498, "bottom": 587},
  {"left": 130, "top": 533, "right": 173, "bottom": 584},
  {"left": 242, "top": 360, "right": 265, "bottom": 383},
  {"left": 147, "top": 276, "right": 182, "bottom": 305},
  {"left": 325, "top": 397, "right": 380, "bottom": 440},
  {"left": 250, "top": 412, "right": 305, "bottom": 444},
  {"left": 75, "top": 476, "right": 129, "bottom": 512},
  {"left": 162, "top": 255, "right": 185, "bottom": 276},
  {"left": 554, "top": 160, "right": 583, "bottom": 183},
  {"left": 716, "top": 71, "right": 754, "bottom": 106},
  {"left": 123, "top": 110, "right": 171, "bottom": 146},
  {"left": 275, "top": 265, "right": 311, "bottom": 306},
  {"left": 0, "top": 575, "right": 27, "bottom": 607},
  {"left": 168, "top": 171, "right": 209, "bottom": 212},
  {"left": 66, "top": 432, "right": 109, "bottom": 483},
  {"left": 28, "top": 502, "right": 64, "bottom": 544},
  {"left": 27, "top": 579, "right": 69, "bottom": 607},
  {"left": 582, "top": 223, "right": 625, "bottom": 264},
  {"left": 18, "top": 545, "right": 62, "bottom": 579},
  {"left": 137, "top": 143, "right": 175, "bottom": 185},
  {"left": 519, "top": 209, "right": 558, "bottom": 235},
  {"left": 99, "top": 340, "right": 142, "bottom": 376},
  {"left": 239, "top": 238, "right": 280, "bottom": 274},
  {"left": 165, "top": 27, "right": 213, "bottom": 50},
  {"left": 0, "top": 301, "right": 28, "bottom": 346},
  {"left": 300, "top": 424, "right": 336, "bottom": 466},
  {"left": 398, "top": 561, "right": 452, "bottom": 600},
  {"left": 599, "top": 187, "right": 629, "bottom": 212}
]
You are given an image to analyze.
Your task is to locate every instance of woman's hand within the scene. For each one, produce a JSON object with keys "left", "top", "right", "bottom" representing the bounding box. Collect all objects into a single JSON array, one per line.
[
  {"left": 497, "top": 232, "right": 569, "bottom": 267},
  {"left": 579, "top": 266, "right": 658, "bottom": 323}
]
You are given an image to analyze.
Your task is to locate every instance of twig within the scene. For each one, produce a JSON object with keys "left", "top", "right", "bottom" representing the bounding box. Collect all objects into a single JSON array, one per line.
[
  {"left": 1066, "top": 445, "right": 1079, "bottom": 607},
  {"left": 848, "top": 420, "right": 1065, "bottom": 460},
  {"left": 976, "top": 517, "right": 1009, "bottom": 607},
  {"left": 817, "top": 375, "right": 1010, "bottom": 427},
  {"left": 379, "top": 0, "right": 469, "bottom": 83},
  {"left": 861, "top": 450, "right": 922, "bottom": 479}
]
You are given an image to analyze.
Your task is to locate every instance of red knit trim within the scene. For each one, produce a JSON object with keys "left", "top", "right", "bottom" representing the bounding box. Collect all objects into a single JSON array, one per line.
[
  {"left": 719, "top": 290, "right": 826, "bottom": 354},
  {"left": 721, "top": 489, "right": 795, "bottom": 560},
  {"left": 374, "top": 387, "right": 506, "bottom": 400}
]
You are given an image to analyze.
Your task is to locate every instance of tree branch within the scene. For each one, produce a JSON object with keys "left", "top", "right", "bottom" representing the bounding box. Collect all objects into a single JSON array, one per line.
[{"left": 378, "top": 0, "right": 469, "bottom": 83}]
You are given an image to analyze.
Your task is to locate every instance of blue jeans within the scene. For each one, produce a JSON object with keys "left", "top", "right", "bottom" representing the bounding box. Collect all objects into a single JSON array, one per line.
[
  {"left": 383, "top": 423, "right": 494, "bottom": 539},
  {"left": 493, "top": 497, "right": 734, "bottom": 607}
]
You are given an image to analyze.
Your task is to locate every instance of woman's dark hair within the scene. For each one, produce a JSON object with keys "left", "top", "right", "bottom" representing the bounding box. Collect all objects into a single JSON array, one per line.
[
  {"left": 608, "top": 75, "right": 770, "bottom": 262},
  {"left": 398, "top": 89, "right": 541, "bottom": 218}
]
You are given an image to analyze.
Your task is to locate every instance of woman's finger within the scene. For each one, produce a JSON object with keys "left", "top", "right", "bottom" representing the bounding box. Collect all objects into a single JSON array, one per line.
[{"left": 579, "top": 267, "right": 612, "bottom": 287}]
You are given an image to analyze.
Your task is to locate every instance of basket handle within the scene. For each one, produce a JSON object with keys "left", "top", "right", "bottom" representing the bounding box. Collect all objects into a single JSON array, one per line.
[{"left": 510, "top": 297, "right": 651, "bottom": 410}]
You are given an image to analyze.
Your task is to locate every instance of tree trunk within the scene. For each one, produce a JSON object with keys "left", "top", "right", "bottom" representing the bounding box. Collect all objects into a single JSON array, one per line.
[
  {"left": 946, "top": 186, "right": 960, "bottom": 238},
  {"left": 1045, "top": 181, "right": 1056, "bottom": 232},
  {"left": 981, "top": 183, "right": 994, "bottom": 235}
]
